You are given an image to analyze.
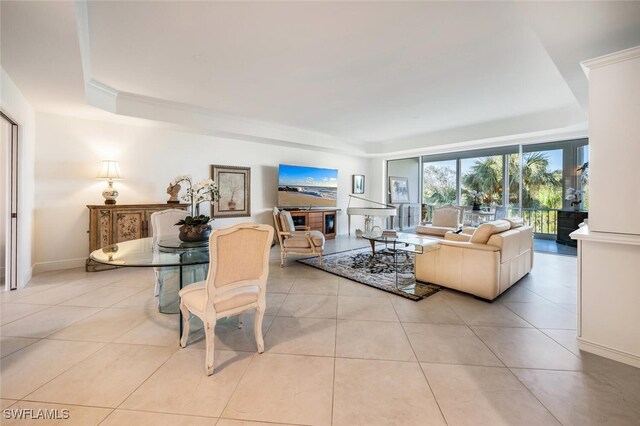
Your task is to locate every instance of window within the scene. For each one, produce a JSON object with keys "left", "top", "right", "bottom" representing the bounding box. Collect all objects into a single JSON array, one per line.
[
  {"left": 460, "top": 155, "right": 503, "bottom": 206},
  {"left": 422, "top": 160, "right": 457, "bottom": 206}
]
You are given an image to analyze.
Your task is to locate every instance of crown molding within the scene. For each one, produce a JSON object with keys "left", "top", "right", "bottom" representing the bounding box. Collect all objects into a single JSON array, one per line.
[{"left": 581, "top": 45, "right": 640, "bottom": 78}]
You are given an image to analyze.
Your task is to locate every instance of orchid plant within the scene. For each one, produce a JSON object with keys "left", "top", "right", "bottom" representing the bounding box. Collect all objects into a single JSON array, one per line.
[
  {"left": 565, "top": 187, "right": 583, "bottom": 207},
  {"left": 171, "top": 175, "right": 221, "bottom": 226},
  {"left": 468, "top": 190, "right": 485, "bottom": 203}
]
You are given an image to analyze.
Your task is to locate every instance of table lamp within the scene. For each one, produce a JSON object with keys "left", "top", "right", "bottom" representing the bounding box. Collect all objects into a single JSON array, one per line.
[{"left": 96, "top": 160, "right": 123, "bottom": 204}]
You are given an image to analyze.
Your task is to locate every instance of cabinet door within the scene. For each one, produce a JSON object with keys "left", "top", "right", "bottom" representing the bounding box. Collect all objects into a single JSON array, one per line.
[
  {"left": 96, "top": 209, "right": 112, "bottom": 250},
  {"left": 308, "top": 212, "right": 324, "bottom": 232},
  {"left": 113, "top": 210, "right": 145, "bottom": 243}
]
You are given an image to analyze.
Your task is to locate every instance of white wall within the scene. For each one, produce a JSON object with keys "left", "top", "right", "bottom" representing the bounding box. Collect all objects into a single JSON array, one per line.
[
  {"left": 33, "top": 112, "right": 369, "bottom": 272},
  {"left": 0, "top": 67, "right": 36, "bottom": 288}
]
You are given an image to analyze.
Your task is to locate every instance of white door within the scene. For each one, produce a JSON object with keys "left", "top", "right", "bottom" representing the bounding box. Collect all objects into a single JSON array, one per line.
[{"left": 1, "top": 112, "right": 18, "bottom": 291}]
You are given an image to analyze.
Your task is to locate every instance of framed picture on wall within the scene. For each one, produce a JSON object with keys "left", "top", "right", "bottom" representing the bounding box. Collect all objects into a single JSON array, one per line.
[
  {"left": 389, "top": 176, "right": 410, "bottom": 203},
  {"left": 352, "top": 175, "right": 365, "bottom": 194},
  {"left": 210, "top": 164, "right": 251, "bottom": 218}
]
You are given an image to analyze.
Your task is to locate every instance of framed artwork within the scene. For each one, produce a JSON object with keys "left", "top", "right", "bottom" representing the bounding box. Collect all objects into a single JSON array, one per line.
[
  {"left": 210, "top": 165, "right": 251, "bottom": 218},
  {"left": 352, "top": 175, "right": 365, "bottom": 194},
  {"left": 389, "top": 176, "right": 410, "bottom": 203}
]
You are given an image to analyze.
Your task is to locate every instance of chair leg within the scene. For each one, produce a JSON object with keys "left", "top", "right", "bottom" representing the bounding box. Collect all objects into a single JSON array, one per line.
[
  {"left": 254, "top": 307, "right": 265, "bottom": 353},
  {"left": 319, "top": 252, "right": 323, "bottom": 266},
  {"left": 204, "top": 319, "right": 216, "bottom": 375},
  {"left": 238, "top": 313, "right": 243, "bottom": 329},
  {"left": 179, "top": 302, "right": 191, "bottom": 348},
  {"left": 280, "top": 251, "right": 285, "bottom": 267}
]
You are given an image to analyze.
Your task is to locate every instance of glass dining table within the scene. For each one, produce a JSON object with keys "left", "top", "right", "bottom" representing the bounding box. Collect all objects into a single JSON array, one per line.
[{"left": 89, "top": 236, "right": 210, "bottom": 335}]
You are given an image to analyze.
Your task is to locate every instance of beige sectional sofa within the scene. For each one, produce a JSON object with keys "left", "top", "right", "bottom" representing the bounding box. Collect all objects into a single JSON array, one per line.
[{"left": 414, "top": 219, "right": 533, "bottom": 300}]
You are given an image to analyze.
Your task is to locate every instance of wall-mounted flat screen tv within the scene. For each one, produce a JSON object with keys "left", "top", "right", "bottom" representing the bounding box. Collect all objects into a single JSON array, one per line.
[{"left": 278, "top": 164, "right": 338, "bottom": 208}]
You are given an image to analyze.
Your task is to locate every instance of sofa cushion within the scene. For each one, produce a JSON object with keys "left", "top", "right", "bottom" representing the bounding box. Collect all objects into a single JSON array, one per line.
[
  {"left": 279, "top": 210, "right": 295, "bottom": 233},
  {"left": 432, "top": 208, "right": 460, "bottom": 228},
  {"left": 469, "top": 220, "right": 511, "bottom": 244},
  {"left": 416, "top": 225, "right": 453, "bottom": 237},
  {"left": 504, "top": 217, "right": 524, "bottom": 229},
  {"left": 283, "top": 230, "right": 325, "bottom": 248}
]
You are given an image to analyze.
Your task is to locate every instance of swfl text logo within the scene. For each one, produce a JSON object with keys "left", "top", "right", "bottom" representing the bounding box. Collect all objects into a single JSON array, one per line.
[{"left": 4, "top": 408, "right": 70, "bottom": 420}]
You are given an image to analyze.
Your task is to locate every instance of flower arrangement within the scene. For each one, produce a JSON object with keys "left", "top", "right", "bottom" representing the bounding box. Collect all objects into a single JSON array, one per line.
[
  {"left": 468, "top": 190, "right": 485, "bottom": 203},
  {"left": 565, "top": 187, "right": 583, "bottom": 208},
  {"left": 171, "top": 175, "right": 221, "bottom": 241}
]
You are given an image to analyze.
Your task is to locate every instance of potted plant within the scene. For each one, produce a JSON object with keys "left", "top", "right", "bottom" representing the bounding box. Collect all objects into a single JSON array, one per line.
[
  {"left": 565, "top": 187, "right": 583, "bottom": 211},
  {"left": 171, "top": 175, "right": 221, "bottom": 242}
]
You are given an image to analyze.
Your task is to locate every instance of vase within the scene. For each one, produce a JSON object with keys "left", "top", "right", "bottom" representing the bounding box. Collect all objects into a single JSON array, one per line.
[
  {"left": 228, "top": 200, "right": 237, "bottom": 210},
  {"left": 472, "top": 202, "right": 481, "bottom": 211},
  {"left": 573, "top": 203, "right": 581, "bottom": 212},
  {"left": 178, "top": 224, "right": 212, "bottom": 243}
]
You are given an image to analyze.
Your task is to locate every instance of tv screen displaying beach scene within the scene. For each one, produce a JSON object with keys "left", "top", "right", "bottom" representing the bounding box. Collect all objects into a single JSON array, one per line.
[{"left": 278, "top": 164, "right": 338, "bottom": 208}]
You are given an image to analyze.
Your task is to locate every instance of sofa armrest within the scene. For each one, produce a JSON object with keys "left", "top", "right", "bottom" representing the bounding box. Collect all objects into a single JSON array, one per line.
[
  {"left": 444, "top": 232, "right": 472, "bottom": 242},
  {"left": 439, "top": 240, "right": 500, "bottom": 252}
]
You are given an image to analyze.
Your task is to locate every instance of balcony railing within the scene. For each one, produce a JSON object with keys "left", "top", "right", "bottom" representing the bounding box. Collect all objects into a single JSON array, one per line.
[{"left": 422, "top": 204, "right": 559, "bottom": 236}]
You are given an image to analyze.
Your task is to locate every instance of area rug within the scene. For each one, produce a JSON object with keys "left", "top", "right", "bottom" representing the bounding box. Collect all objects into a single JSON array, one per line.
[{"left": 297, "top": 247, "right": 440, "bottom": 301}]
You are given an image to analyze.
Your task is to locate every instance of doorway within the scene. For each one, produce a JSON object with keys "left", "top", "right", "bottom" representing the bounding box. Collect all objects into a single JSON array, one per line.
[{"left": 1, "top": 111, "right": 18, "bottom": 291}]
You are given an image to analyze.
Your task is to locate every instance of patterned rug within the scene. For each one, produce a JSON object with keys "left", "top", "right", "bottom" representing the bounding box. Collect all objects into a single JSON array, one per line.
[{"left": 297, "top": 246, "right": 440, "bottom": 301}]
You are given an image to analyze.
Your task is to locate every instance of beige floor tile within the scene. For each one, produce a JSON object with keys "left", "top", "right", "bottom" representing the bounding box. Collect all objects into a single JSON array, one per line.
[
  {"left": 472, "top": 326, "right": 583, "bottom": 370},
  {"left": 59, "top": 286, "right": 145, "bottom": 308},
  {"left": 26, "top": 343, "right": 177, "bottom": 407},
  {"left": 111, "top": 288, "right": 157, "bottom": 309},
  {"left": 1, "top": 401, "right": 112, "bottom": 425},
  {"left": 497, "top": 285, "right": 551, "bottom": 304},
  {"left": 265, "top": 292, "right": 287, "bottom": 316},
  {"left": 333, "top": 358, "right": 445, "bottom": 426},
  {"left": 1, "top": 399, "right": 17, "bottom": 409},
  {"left": 48, "top": 308, "right": 152, "bottom": 342},
  {"left": 217, "top": 420, "right": 296, "bottom": 426},
  {"left": 189, "top": 314, "right": 274, "bottom": 353},
  {"left": 336, "top": 320, "right": 415, "bottom": 361},
  {"left": 13, "top": 283, "right": 103, "bottom": 305},
  {"left": 0, "top": 305, "right": 101, "bottom": 338},
  {"left": 0, "top": 339, "right": 105, "bottom": 399},
  {"left": 222, "top": 353, "right": 334, "bottom": 425},
  {"left": 503, "top": 301, "right": 576, "bottom": 330},
  {"left": 0, "top": 303, "right": 49, "bottom": 325},
  {"left": 443, "top": 293, "right": 533, "bottom": 327},
  {"left": 336, "top": 279, "right": 389, "bottom": 298},
  {"left": 513, "top": 368, "right": 640, "bottom": 426},
  {"left": 115, "top": 310, "right": 180, "bottom": 346},
  {"left": 121, "top": 349, "right": 251, "bottom": 417},
  {"left": 557, "top": 303, "right": 577, "bottom": 314},
  {"left": 403, "top": 323, "right": 502, "bottom": 366},
  {"left": 266, "top": 277, "right": 294, "bottom": 294},
  {"left": 390, "top": 293, "right": 464, "bottom": 324},
  {"left": 101, "top": 410, "right": 217, "bottom": 425},
  {"left": 277, "top": 294, "right": 337, "bottom": 319},
  {"left": 0, "top": 335, "right": 39, "bottom": 358},
  {"left": 289, "top": 278, "right": 339, "bottom": 295},
  {"left": 265, "top": 316, "right": 336, "bottom": 357},
  {"left": 337, "top": 296, "right": 398, "bottom": 321},
  {"left": 540, "top": 328, "right": 581, "bottom": 357},
  {"left": 422, "top": 363, "right": 559, "bottom": 425},
  {"left": 579, "top": 352, "right": 640, "bottom": 402}
]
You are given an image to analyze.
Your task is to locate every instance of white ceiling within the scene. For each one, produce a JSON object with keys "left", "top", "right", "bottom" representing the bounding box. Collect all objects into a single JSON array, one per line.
[{"left": 2, "top": 1, "right": 640, "bottom": 156}]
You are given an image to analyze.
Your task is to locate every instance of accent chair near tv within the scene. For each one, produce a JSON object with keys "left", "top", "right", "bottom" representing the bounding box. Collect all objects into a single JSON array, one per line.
[{"left": 272, "top": 207, "right": 325, "bottom": 267}]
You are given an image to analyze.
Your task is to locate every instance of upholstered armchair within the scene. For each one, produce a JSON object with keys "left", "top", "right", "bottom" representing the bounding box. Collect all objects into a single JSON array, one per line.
[
  {"left": 272, "top": 207, "right": 324, "bottom": 267},
  {"left": 151, "top": 209, "right": 206, "bottom": 311},
  {"left": 179, "top": 223, "right": 274, "bottom": 375},
  {"left": 416, "top": 205, "right": 464, "bottom": 237}
]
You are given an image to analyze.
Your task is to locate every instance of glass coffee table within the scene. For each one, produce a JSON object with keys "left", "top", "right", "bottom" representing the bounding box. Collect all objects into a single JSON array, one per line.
[{"left": 362, "top": 232, "right": 441, "bottom": 294}]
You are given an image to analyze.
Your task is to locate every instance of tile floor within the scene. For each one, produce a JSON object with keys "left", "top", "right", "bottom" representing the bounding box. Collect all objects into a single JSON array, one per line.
[{"left": 1, "top": 236, "right": 639, "bottom": 425}]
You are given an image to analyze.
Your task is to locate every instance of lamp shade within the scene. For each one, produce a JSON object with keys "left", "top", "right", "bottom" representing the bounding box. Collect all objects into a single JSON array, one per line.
[{"left": 96, "top": 160, "right": 123, "bottom": 180}]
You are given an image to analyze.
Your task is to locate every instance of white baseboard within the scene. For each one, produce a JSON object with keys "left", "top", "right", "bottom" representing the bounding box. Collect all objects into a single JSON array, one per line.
[
  {"left": 33, "top": 258, "right": 87, "bottom": 274},
  {"left": 578, "top": 337, "right": 640, "bottom": 368}
]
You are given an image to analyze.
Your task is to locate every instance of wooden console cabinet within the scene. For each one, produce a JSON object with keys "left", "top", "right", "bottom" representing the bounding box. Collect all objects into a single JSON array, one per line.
[
  {"left": 287, "top": 209, "right": 338, "bottom": 239},
  {"left": 556, "top": 210, "right": 588, "bottom": 247},
  {"left": 87, "top": 203, "right": 189, "bottom": 252}
]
